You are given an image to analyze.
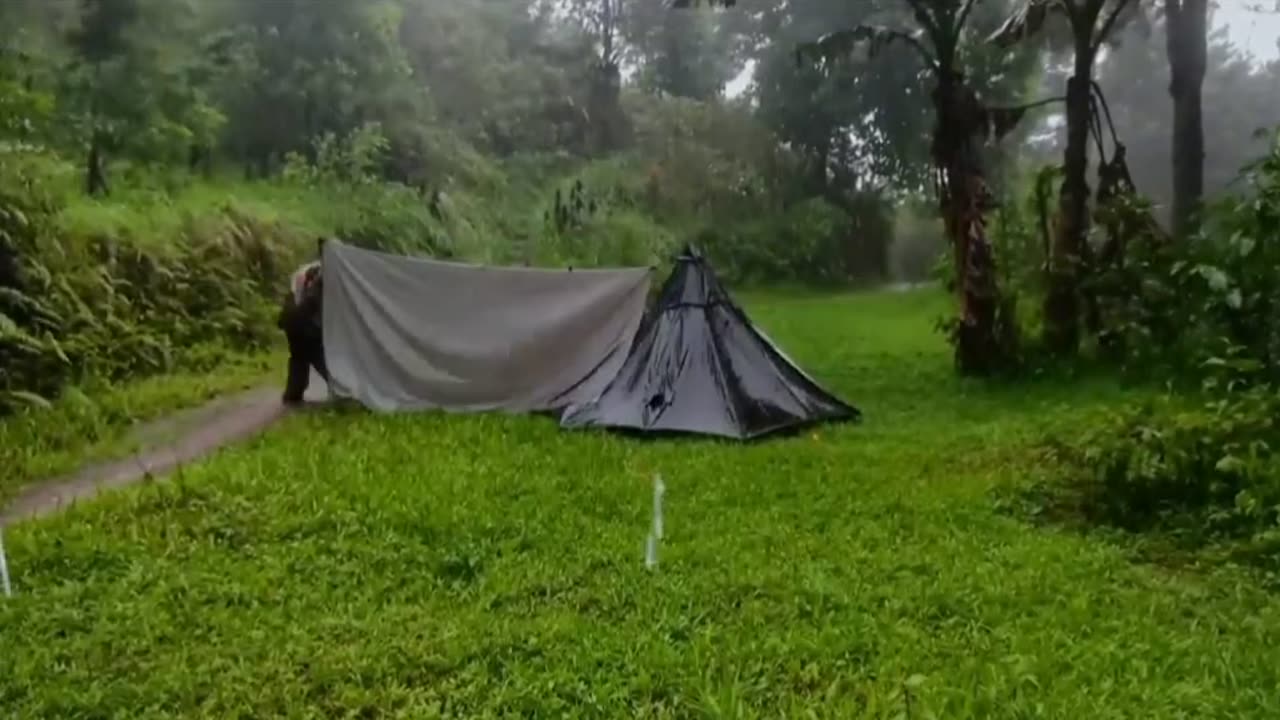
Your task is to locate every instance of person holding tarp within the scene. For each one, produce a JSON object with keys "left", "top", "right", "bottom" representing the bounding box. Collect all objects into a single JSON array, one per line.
[{"left": 278, "top": 239, "right": 330, "bottom": 405}]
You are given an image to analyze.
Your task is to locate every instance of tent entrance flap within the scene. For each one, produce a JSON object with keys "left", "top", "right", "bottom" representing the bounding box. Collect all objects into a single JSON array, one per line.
[
  {"left": 322, "top": 241, "right": 652, "bottom": 413},
  {"left": 560, "top": 246, "right": 860, "bottom": 440}
]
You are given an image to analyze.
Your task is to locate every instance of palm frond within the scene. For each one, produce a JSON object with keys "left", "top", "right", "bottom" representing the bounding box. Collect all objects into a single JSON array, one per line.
[
  {"left": 988, "top": 0, "right": 1061, "bottom": 48},
  {"left": 796, "top": 26, "right": 937, "bottom": 73}
]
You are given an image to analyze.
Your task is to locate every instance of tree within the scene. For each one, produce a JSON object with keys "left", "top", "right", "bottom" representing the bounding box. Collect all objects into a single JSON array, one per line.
[
  {"left": 686, "top": 0, "right": 1039, "bottom": 373},
  {"left": 626, "top": 0, "right": 735, "bottom": 100},
  {"left": 567, "top": 0, "right": 631, "bottom": 152},
  {"left": 746, "top": 0, "right": 936, "bottom": 195},
  {"left": 65, "top": 0, "right": 140, "bottom": 195},
  {"left": 215, "top": 0, "right": 418, "bottom": 176},
  {"left": 0, "top": 1, "right": 72, "bottom": 142},
  {"left": 1086, "top": 13, "right": 1278, "bottom": 222},
  {"left": 992, "top": 0, "right": 1138, "bottom": 355},
  {"left": 1164, "top": 0, "right": 1206, "bottom": 238}
]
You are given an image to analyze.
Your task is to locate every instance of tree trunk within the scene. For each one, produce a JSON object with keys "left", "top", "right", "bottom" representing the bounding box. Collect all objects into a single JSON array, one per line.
[
  {"left": 86, "top": 130, "right": 108, "bottom": 197},
  {"left": 1166, "top": 0, "right": 1207, "bottom": 239},
  {"left": 587, "top": 61, "right": 627, "bottom": 154},
  {"left": 948, "top": 168, "right": 1002, "bottom": 375},
  {"left": 1043, "top": 67, "right": 1092, "bottom": 356},
  {"left": 932, "top": 75, "right": 1005, "bottom": 375}
]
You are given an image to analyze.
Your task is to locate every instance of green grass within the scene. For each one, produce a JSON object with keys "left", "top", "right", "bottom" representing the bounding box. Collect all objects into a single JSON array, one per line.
[
  {"left": 58, "top": 179, "right": 360, "bottom": 249},
  {"left": 0, "top": 349, "right": 282, "bottom": 505},
  {"left": 3, "top": 289, "right": 1279, "bottom": 718}
]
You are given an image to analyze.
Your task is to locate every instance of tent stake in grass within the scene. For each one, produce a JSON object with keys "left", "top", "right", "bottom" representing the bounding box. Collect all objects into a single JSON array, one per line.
[
  {"left": 0, "top": 526, "right": 11, "bottom": 597},
  {"left": 646, "top": 474, "right": 665, "bottom": 571}
]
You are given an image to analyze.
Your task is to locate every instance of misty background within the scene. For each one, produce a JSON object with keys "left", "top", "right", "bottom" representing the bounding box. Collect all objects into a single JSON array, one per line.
[{"left": 0, "top": 0, "right": 1277, "bottom": 290}]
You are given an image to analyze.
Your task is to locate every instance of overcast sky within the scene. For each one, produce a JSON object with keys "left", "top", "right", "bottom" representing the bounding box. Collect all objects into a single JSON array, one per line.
[{"left": 1220, "top": 1, "right": 1280, "bottom": 60}]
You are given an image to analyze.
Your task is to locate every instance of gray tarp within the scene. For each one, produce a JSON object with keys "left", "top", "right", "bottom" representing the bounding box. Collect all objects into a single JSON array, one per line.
[{"left": 321, "top": 241, "right": 651, "bottom": 413}]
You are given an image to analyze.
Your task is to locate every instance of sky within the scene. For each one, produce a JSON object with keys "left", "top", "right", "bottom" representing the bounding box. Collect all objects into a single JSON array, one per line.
[{"left": 1220, "top": 1, "right": 1280, "bottom": 60}]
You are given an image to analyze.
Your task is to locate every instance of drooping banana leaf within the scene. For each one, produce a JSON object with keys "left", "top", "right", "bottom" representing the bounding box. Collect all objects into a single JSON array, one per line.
[
  {"left": 988, "top": 0, "right": 1063, "bottom": 47},
  {"left": 797, "top": 25, "right": 938, "bottom": 73}
]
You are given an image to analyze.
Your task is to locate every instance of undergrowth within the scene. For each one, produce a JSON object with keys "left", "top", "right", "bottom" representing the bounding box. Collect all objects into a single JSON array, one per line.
[
  {"left": 995, "top": 133, "right": 1280, "bottom": 578},
  {"left": 0, "top": 149, "right": 310, "bottom": 414},
  {"left": 1012, "top": 357, "right": 1280, "bottom": 579}
]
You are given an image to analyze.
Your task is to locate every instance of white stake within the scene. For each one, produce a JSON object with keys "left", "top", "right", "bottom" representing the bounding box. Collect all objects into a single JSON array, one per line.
[
  {"left": 646, "top": 474, "right": 665, "bottom": 571},
  {"left": 0, "top": 527, "right": 11, "bottom": 597},
  {"left": 653, "top": 474, "right": 665, "bottom": 540}
]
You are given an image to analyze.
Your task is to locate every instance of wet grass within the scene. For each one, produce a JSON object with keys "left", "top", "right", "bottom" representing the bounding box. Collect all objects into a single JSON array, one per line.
[{"left": 3, "top": 289, "right": 1278, "bottom": 718}]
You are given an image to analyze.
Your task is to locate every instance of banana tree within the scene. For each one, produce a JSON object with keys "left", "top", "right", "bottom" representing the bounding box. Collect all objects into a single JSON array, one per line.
[
  {"left": 990, "top": 0, "right": 1138, "bottom": 355},
  {"left": 680, "top": 0, "right": 1030, "bottom": 374}
]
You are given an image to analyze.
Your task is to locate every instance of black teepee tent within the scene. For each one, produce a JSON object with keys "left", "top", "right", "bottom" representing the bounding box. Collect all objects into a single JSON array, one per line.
[{"left": 559, "top": 246, "right": 861, "bottom": 440}]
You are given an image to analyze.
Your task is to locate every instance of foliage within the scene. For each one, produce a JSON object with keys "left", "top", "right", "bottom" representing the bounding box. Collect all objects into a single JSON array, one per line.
[
  {"left": 0, "top": 148, "right": 301, "bottom": 413},
  {"left": 627, "top": 0, "right": 735, "bottom": 100},
  {"left": 281, "top": 122, "right": 391, "bottom": 187},
  {"left": 1085, "top": 131, "right": 1280, "bottom": 377},
  {"left": 6, "top": 289, "right": 1280, "bottom": 717},
  {"left": 1031, "top": 371, "right": 1280, "bottom": 571},
  {"left": 1075, "top": 15, "right": 1280, "bottom": 229},
  {"left": 697, "top": 197, "right": 860, "bottom": 286},
  {"left": 1010, "top": 133, "right": 1280, "bottom": 572}
]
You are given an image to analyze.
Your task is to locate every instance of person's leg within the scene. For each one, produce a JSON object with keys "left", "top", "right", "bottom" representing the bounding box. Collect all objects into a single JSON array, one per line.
[
  {"left": 282, "top": 328, "right": 311, "bottom": 404},
  {"left": 305, "top": 334, "right": 332, "bottom": 401},
  {"left": 307, "top": 333, "right": 330, "bottom": 382}
]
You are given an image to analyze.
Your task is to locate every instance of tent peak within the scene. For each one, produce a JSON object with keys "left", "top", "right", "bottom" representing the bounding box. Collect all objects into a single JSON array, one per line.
[{"left": 676, "top": 244, "right": 704, "bottom": 262}]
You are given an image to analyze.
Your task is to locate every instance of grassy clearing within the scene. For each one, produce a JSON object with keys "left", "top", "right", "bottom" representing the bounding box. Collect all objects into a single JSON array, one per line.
[
  {"left": 0, "top": 349, "right": 281, "bottom": 505},
  {"left": 3, "top": 289, "right": 1279, "bottom": 718}
]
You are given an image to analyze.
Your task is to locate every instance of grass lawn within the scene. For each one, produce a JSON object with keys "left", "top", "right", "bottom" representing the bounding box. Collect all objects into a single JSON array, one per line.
[{"left": 3, "top": 289, "right": 1278, "bottom": 718}]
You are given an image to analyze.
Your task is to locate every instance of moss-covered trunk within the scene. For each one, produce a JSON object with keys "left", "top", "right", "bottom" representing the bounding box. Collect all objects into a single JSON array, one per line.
[{"left": 934, "top": 74, "right": 1005, "bottom": 375}]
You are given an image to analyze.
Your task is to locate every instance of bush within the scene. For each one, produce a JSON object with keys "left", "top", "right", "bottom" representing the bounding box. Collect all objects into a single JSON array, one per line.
[
  {"left": 1079, "top": 130, "right": 1280, "bottom": 378},
  {"left": 1028, "top": 355, "right": 1280, "bottom": 571},
  {"left": 330, "top": 183, "right": 444, "bottom": 257},
  {"left": 697, "top": 197, "right": 857, "bottom": 286},
  {"left": 1015, "top": 135, "right": 1280, "bottom": 574},
  {"left": 0, "top": 147, "right": 309, "bottom": 414},
  {"left": 536, "top": 173, "right": 676, "bottom": 268}
]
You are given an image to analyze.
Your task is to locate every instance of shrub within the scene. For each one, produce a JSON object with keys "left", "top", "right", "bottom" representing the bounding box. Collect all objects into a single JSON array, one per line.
[
  {"left": 1029, "top": 356, "right": 1280, "bottom": 570},
  {"left": 1077, "top": 130, "right": 1280, "bottom": 378},
  {"left": 1017, "top": 135, "right": 1280, "bottom": 573},
  {"left": 0, "top": 147, "right": 308, "bottom": 414},
  {"left": 330, "top": 183, "right": 444, "bottom": 256},
  {"left": 697, "top": 197, "right": 856, "bottom": 286}
]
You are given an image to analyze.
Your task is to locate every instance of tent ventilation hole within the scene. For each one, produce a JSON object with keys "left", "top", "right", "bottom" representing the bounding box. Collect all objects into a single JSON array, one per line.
[{"left": 647, "top": 393, "right": 666, "bottom": 411}]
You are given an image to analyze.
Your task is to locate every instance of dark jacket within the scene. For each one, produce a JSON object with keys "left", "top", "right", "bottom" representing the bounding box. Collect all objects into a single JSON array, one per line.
[{"left": 277, "top": 263, "right": 323, "bottom": 335}]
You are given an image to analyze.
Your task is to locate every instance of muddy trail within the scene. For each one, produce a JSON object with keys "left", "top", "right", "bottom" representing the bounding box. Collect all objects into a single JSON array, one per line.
[{"left": 1, "top": 371, "right": 328, "bottom": 524}]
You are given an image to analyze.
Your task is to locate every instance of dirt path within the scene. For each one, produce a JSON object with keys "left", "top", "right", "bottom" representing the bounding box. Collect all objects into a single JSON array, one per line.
[{"left": 1, "top": 371, "right": 328, "bottom": 524}]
